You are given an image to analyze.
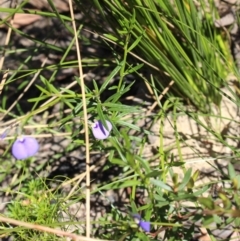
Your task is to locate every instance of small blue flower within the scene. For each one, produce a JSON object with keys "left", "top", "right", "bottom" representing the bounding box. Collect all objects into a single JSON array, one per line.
[
  {"left": 132, "top": 214, "right": 151, "bottom": 232},
  {"left": 12, "top": 136, "right": 39, "bottom": 160},
  {"left": 92, "top": 120, "right": 112, "bottom": 140}
]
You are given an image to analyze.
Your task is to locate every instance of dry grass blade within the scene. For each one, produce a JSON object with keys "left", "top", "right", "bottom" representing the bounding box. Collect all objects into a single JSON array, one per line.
[
  {"left": 0, "top": 70, "right": 8, "bottom": 95},
  {"left": 147, "top": 80, "right": 175, "bottom": 114},
  {"left": 68, "top": 0, "right": 91, "bottom": 238}
]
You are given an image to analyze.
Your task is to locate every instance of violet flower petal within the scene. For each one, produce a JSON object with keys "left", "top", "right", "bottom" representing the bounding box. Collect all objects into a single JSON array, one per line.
[
  {"left": 92, "top": 120, "right": 112, "bottom": 140},
  {"left": 139, "top": 220, "right": 151, "bottom": 232},
  {"left": 12, "top": 136, "right": 39, "bottom": 160},
  {"left": 132, "top": 214, "right": 141, "bottom": 224},
  {"left": 132, "top": 214, "right": 150, "bottom": 232}
]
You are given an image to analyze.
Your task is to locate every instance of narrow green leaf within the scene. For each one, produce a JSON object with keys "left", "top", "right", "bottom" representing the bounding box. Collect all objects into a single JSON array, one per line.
[
  {"left": 93, "top": 79, "right": 99, "bottom": 93},
  {"left": 125, "top": 63, "right": 144, "bottom": 74},
  {"left": 96, "top": 103, "right": 109, "bottom": 130},
  {"left": 203, "top": 216, "right": 215, "bottom": 226},
  {"left": 192, "top": 170, "right": 200, "bottom": 182},
  {"left": 35, "top": 84, "right": 51, "bottom": 95},
  {"left": 150, "top": 179, "right": 172, "bottom": 192},
  {"left": 109, "top": 158, "right": 126, "bottom": 166},
  {"left": 40, "top": 75, "right": 58, "bottom": 94},
  {"left": 135, "top": 155, "right": 151, "bottom": 174},
  {"left": 127, "top": 35, "right": 143, "bottom": 52},
  {"left": 145, "top": 170, "right": 162, "bottom": 178},
  {"left": 28, "top": 95, "right": 50, "bottom": 102},
  {"left": 99, "top": 62, "right": 123, "bottom": 94},
  {"left": 47, "top": 0, "right": 73, "bottom": 33},
  {"left": 102, "top": 102, "right": 140, "bottom": 112},
  {"left": 228, "top": 163, "right": 236, "bottom": 179},
  {"left": 172, "top": 173, "right": 178, "bottom": 186},
  {"left": 193, "top": 185, "right": 209, "bottom": 197},
  {"left": 219, "top": 193, "right": 232, "bottom": 210},
  {"left": 198, "top": 197, "right": 215, "bottom": 210},
  {"left": 177, "top": 168, "right": 192, "bottom": 191},
  {"left": 101, "top": 180, "right": 140, "bottom": 190},
  {"left": 171, "top": 193, "right": 197, "bottom": 201},
  {"left": 103, "top": 34, "right": 120, "bottom": 42}
]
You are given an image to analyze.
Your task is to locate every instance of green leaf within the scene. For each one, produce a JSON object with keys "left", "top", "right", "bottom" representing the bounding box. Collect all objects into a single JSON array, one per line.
[
  {"left": 35, "top": 84, "right": 51, "bottom": 96},
  {"left": 153, "top": 194, "right": 166, "bottom": 202},
  {"left": 145, "top": 169, "right": 162, "bottom": 178},
  {"left": 105, "top": 81, "right": 135, "bottom": 103},
  {"left": 102, "top": 102, "right": 140, "bottom": 112},
  {"left": 219, "top": 193, "right": 232, "bottom": 210},
  {"left": 100, "top": 179, "right": 140, "bottom": 190},
  {"left": 198, "top": 197, "right": 215, "bottom": 210},
  {"left": 192, "top": 170, "right": 200, "bottom": 182},
  {"left": 127, "top": 35, "right": 143, "bottom": 52},
  {"left": 109, "top": 158, "right": 126, "bottom": 166},
  {"left": 135, "top": 155, "right": 151, "bottom": 174},
  {"left": 96, "top": 103, "right": 110, "bottom": 131},
  {"left": 28, "top": 95, "right": 50, "bottom": 102},
  {"left": 93, "top": 79, "right": 99, "bottom": 93},
  {"left": 99, "top": 62, "right": 123, "bottom": 94},
  {"left": 177, "top": 168, "right": 192, "bottom": 191},
  {"left": 130, "top": 200, "right": 138, "bottom": 214},
  {"left": 228, "top": 163, "right": 236, "bottom": 179},
  {"left": 117, "top": 120, "right": 152, "bottom": 135},
  {"left": 193, "top": 185, "right": 209, "bottom": 197},
  {"left": 234, "top": 217, "right": 240, "bottom": 227},
  {"left": 203, "top": 216, "right": 214, "bottom": 226},
  {"left": 125, "top": 63, "right": 144, "bottom": 74},
  {"left": 186, "top": 178, "right": 194, "bottom": 190},
  {"left": 150, "top": 179, "right": 172, "bottom": 192},
  {"left": 40, "top": 75, "right": 58, "bottom": 94},
  {"left": 171, "top": 192, "right": 197, "bottom": 201},
  {"left": 103, "top": 33, "right": 120, "bottom": 42}
]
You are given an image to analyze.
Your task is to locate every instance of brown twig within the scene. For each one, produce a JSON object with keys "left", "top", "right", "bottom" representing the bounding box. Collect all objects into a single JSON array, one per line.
[{"left": 0, "top": 216, "right": 110, "bottom": 241}]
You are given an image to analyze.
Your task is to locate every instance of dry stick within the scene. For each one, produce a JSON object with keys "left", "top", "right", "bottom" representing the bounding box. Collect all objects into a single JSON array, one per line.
[
  {"left": 0, "top": 18, "right": 14, "bottom": 70},
  {"left": 0, "top": 216, "right": 110, "bottom": 241},
  {"left": 68, "top": 0, "right": 91, "bottom": 238},
  {"left": 147, "top": 80, "right": 175, "bottom": 115},
  {"left": 0, "top": 70, "right": 8, "bottom": 95},
  {"left": 65, "top": 167, "right": 89, "bottom": 200},
  {"left": 1, "top": 132, "right": 71, "bottom": 140},
  {"left": 50, "top": 165, "right": 96, "bottom": 194},
  {"left": 65, "top": 152, "right": 109, "bottom": 200},
  {"left": 0, "top": 7, "right": 14, "bottom": 96}
]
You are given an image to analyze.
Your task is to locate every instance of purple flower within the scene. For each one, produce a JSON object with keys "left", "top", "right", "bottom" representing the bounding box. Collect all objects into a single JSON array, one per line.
[
  {"left": 138, "top": 220, "right": 151, "bottom": 232},
  {"left": 12, "top": 136, "right": 39, "bottom": 160},
  {"left": 91, "top": 120, "right": 112, "bottom": 140},
  {"left": 132, "top": 214, "right": 151, "bottom": 232}
]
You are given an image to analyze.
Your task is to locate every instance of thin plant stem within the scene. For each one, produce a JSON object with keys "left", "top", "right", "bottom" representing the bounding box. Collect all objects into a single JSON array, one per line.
[
  {"left": 68, "top": 0, "right": 91, "bottom": 237},
  {"left": 0, "top": 216, "right": 110, "bottom": 241}
]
